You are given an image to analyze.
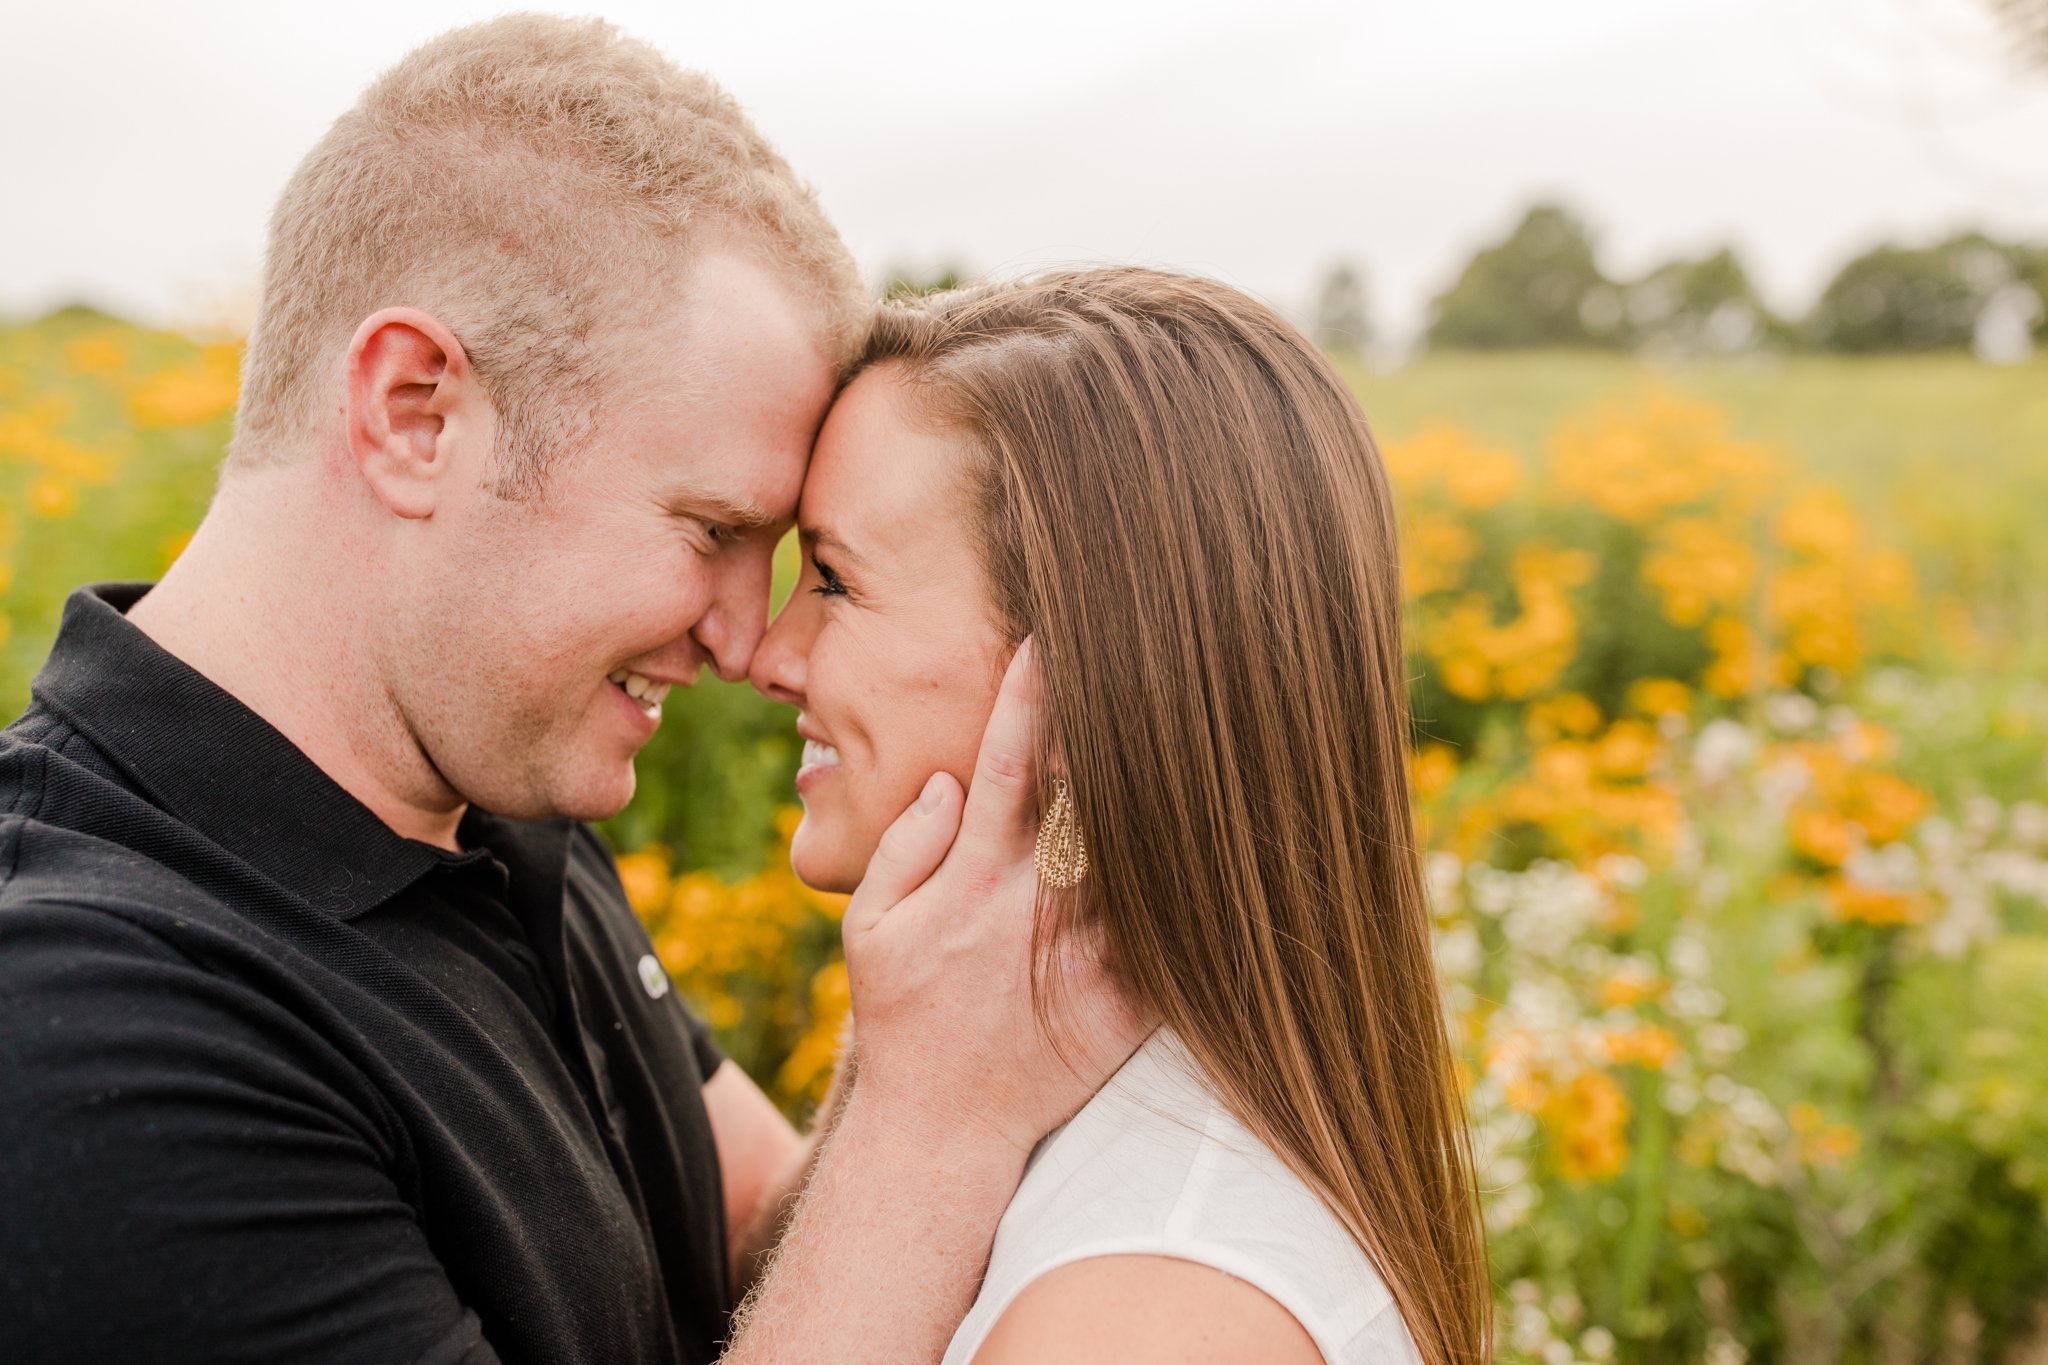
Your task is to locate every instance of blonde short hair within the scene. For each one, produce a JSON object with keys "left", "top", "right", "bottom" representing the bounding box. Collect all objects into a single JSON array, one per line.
[{"left": 230, "top": 13, "right": 868, "bottom": 495}]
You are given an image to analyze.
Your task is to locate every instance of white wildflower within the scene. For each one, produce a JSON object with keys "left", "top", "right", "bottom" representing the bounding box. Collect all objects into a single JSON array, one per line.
[
  {"left": 1694, "top": 720, "right": 1757, "bottom": 785},
  {"left": 1766, "top": 693, "right": 1819, "bottom": 734}
]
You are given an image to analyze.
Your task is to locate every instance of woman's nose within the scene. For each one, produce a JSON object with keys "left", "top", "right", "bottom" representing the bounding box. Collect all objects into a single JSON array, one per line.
[{"left": 748, "top": 596, "right": 811, "bottom": 706}]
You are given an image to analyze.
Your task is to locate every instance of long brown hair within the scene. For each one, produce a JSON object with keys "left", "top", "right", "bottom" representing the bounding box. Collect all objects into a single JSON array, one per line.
[{"left": 859, "top": 268, "right": 1489, "bottom": 1365}]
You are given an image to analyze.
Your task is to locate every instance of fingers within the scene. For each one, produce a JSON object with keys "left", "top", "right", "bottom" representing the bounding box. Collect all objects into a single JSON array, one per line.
[
  {"left": 843, "top": 771, "right": 963, "bottom": 935},
  {"left": 953, "top": 637, "right": 1043, "bottom": 865}
]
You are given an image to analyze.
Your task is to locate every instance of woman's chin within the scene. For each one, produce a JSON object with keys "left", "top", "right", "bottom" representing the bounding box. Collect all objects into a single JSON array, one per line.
[{"left": 788, "top": 816, "right": 864, "bottom": 896}]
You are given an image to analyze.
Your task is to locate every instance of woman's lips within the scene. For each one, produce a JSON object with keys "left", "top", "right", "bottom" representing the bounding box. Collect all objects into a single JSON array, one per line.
[{"left": 795, "top": 738, "right": 842, "bottom": 791}]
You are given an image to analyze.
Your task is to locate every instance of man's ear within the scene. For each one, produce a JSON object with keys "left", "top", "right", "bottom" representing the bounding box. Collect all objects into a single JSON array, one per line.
[{"left": 345, "top": 308, "right": 480, "bottom": 520}]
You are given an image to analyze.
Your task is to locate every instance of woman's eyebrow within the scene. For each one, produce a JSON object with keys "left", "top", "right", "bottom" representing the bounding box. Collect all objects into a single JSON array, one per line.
[{"left": 803, "top": 527, "right": 869, "bottom": 570}]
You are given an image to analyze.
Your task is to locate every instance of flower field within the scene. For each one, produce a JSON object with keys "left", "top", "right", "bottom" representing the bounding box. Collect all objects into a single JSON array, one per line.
[{"left": 5, "top": 306, "right": 2046, "bottom": 1363}]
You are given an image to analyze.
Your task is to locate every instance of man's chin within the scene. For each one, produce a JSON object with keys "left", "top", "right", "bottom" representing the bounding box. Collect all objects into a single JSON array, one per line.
[
  {"left": 462, "top": 761, "right": 637, "bottom": 824},
  {"left": 548, "top": 766, "right": 639, "bottom": 824}
]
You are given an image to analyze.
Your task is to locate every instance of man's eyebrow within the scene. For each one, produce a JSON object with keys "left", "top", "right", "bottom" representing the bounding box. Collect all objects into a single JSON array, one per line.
[{"left": 666, "top": 484, "right": 780, "bottom": 531}]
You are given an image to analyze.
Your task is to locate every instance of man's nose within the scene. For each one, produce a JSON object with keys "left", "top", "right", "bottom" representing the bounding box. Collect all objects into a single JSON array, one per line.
[
  {"left": 691, "top": 603, "right": 751, "bottom": 684},
  {"left": 692, "top": 548, "right": 774, "bottom": 683}
]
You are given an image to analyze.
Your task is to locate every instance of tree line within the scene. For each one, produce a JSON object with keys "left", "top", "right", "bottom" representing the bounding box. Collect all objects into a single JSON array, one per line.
[{"left": 1316, "top": 205, "right": 2048, "bottom": 361}]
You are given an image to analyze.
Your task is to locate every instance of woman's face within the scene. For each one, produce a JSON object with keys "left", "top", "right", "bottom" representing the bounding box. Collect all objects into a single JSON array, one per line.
[{"left": 749, "top": 366, "right": 1012, "bottom": 893}]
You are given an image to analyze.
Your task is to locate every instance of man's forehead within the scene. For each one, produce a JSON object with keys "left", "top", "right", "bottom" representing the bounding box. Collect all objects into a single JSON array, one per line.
[{"left": 602, "top": 246, "right": 839, "bottom": 404}]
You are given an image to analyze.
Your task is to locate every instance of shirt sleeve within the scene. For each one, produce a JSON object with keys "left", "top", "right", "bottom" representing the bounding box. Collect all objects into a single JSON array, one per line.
[
  {"left": 0, "top": 898, "right": 503, "bottom": 1365},
  {"left": 571, "top": 823, "right": 728, "bottom": 1084},
  {"left": 682, "top": 1000, "right": 728, "bottom": 1082}
]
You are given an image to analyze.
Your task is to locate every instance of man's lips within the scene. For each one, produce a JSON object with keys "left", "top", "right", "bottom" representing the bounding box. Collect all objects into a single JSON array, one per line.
[{"left": 608, "top": 667, "right": 673, "bottom": 707}]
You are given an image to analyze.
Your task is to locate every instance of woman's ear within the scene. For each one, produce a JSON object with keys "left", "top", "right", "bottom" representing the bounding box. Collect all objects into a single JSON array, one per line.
[{"left": 345, "top": 308, "right": 479, "bottom": 520}]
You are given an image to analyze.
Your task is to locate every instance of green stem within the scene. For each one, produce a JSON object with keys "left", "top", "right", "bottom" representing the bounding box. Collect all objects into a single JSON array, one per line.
[{"left": 1618, "top": 1069, "right": 1668, "bottom": 1321}]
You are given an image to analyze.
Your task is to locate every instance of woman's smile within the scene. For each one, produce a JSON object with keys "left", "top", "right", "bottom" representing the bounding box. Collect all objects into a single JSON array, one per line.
[{"left": 796, "top": 727, "right": 842, "bottom": 791}]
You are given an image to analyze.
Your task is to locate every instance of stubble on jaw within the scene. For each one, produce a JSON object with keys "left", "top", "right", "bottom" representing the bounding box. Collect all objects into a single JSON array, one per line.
[{"left": 373, "top": 486, "right": 642, "bottom": 826}]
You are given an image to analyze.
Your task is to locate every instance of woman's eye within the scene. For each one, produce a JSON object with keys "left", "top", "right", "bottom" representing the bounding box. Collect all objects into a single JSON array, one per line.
[{"left": 810, "top": 557, "right": 847, "bottom": 598}]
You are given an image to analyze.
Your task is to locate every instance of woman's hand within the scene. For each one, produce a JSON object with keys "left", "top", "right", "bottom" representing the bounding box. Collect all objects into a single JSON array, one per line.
[
  {"left": 838, "top": 637, "right": 1150, "bottom": 1159},
  {"left": 724, "top": 641, "right": 1151, "bottom": 1364}
]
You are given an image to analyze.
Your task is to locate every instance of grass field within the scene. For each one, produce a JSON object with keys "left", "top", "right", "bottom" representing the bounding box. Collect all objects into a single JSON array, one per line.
[
  {"left": 5, "top": 312, "right": 2047, "bottom": 1364},
  {"left": 1354, "top": 352, "right": 2048, "bottom": 649}
]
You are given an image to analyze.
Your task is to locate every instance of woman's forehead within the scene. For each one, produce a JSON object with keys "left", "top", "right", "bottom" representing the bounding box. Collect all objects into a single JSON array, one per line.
[{"left": 802, "top": 371, "right": 977, "bottom": 553}]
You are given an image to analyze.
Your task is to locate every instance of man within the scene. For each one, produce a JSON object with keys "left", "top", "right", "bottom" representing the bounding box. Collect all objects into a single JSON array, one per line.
[{"left": 0, "top": 16, "right": 1138, "bottom": 1363}]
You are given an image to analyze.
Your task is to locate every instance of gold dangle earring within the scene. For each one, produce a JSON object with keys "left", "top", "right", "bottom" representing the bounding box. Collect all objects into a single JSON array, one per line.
[{"left": 1034, "top": 778, "right": 1089, "bottom": 888}]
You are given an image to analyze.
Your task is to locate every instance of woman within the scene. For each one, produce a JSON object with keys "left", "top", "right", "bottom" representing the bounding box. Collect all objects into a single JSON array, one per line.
[{"left": 749, "top": 269, "right": 1488, "bottom": 1365}]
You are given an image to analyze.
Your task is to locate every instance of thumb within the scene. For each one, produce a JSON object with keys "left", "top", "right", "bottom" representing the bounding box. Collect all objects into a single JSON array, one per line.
[
  {"left": 843, "top": 771, "right": 963, "bottom": 937},
  {"left": 949, "top": 636, "right": 1044, "bottom": 869}
]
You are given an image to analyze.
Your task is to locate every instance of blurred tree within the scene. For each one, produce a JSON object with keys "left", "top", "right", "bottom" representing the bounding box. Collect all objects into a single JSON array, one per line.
[
  {"left": 2004, "top": 241, "right": 2048, "bottom": 349},
  {"left": 1426, "top": 205, "right": 1620, "bottom": 350},
  {"left": 1621, "top": 248, "right": 1783, "bottom": 356},
  {"left": 880, "top": 263, "right": 969, "bottom": 302},
  {"left": 1804, "top": 233, "right": 2040, "bottom": 355},
  {"left": 1313, "top": 260, "right": 1371, "bottom": 355},
  {"left": 1985, "top": 0, "right": 2048, "bottom": 69}
]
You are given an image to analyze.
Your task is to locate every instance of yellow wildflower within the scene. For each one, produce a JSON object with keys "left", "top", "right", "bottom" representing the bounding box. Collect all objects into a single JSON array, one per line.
[
  {"left": 776, "top": 961, "right": 851, "bottom": 1102},
  {"left": 1423, "top": 543, "right": 1593, "bottom": 701},
  {"left": 1643, "top": 518, "right": 1755, "bottom": 627},
  {"left": 1403, "top": 511, "right": 1480, "bottom": 596},
  {"left": 63, "top": 332, "right": 130, "bottom": 380},
  {"left": 28, "top": 479, "right": 77, "bottom": 517},
  {"left": 129, "top": 343, "right": 242, "bottom": 427},
  {"left": 1702, "top": 616, "right": 1759, "bottom": 699},
  {"left": 1788, "top": 1103, "right": 1860, "bottom": 1166},
  {"left": 1627, "top": 678, "right": 1691, "bottom": 719},
  {"left": 1526, "top": 694, "right": 1603, "bottom": 742},
  {"left": 615, "top": 847, "right": 671, "bottom": 918},
  {"left": 1774, "top": 488, "right": 1858, "bottom": 560},
  {"left": 1594, "top": 720, "right": 1659, "bottom": 780},
  {"left": 1412, "top": 743, "right": 1459, "bottom": 801},
  {"left": 1779, "top": 736, "right": 1930, "bottom": 871},
  {"left": 1542, "top": 1069, "right": 1632, "bottom": 1182},
  {"left": 1382, "top": 423, "right": 1521, "bottom": 508},
  {"left": 1599, "top": 971, "right": 1669, "bottom": 1010},
  {"left": 1550, "top": 390, "right": 1779, "bottom": 524},
  {"left": 1767, "top": 488, "right": 1916, "bottom": 673},
  {"left": 1827, "top": 880, "right": 1928, "bottom": 926},
  {"left": 1605, "top": 1025, "right": 1681, "bottom": 1070}
]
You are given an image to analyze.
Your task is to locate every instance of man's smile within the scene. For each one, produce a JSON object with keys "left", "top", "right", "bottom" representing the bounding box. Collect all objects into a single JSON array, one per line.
[{"left": 608, "top": 667, "right": 673, "bottom": 714}]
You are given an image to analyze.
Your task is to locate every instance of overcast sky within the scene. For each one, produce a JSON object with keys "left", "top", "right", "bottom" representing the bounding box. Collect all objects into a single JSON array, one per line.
[{"left": 4, "top": 0, "right": 2045, "bottom": 342}]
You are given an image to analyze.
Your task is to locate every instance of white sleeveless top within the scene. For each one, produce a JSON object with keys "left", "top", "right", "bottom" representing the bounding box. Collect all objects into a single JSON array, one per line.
[{"left": 941, "top": 1030, "right": 1423, "bottom": 1365}]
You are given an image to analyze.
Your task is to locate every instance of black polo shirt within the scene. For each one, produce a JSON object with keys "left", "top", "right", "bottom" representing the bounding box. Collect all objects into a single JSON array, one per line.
[{"left": 0, "top": 585, "right": 732, "bottom": 1364}]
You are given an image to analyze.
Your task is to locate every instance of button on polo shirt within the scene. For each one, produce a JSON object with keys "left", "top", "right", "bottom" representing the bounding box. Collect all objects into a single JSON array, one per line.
[{"left": 0, "top": 585, "right": 732, "bottom": 1365}]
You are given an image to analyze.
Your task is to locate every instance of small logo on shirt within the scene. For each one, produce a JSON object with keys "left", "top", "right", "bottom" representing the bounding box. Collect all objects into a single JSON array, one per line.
[{"left": 637, "top": 954, "right": 670, "bottom": 1000}]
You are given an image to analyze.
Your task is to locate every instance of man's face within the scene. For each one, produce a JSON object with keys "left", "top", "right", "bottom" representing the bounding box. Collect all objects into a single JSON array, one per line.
[{"left": 383, "top": 249, "right": 838, "bottom": 823}]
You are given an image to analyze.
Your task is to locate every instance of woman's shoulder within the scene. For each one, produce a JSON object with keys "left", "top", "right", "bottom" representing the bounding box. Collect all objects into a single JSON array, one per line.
[{"left": 941, "top": 1030, "right": 1423, "bottom": 1365}]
